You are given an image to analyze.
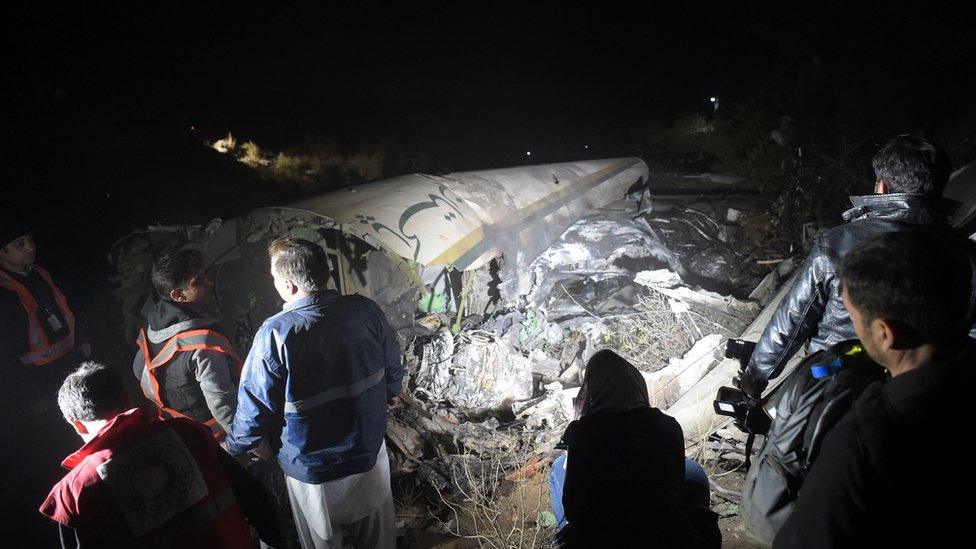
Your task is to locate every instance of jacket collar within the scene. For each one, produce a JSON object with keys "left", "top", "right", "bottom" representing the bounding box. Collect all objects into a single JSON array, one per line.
[
  {"left": 61, "top": 407, "right": 151, "bottom": 469},
  {"left": 282, "top": 289, "right": 340, "bottom": 313},
  {"left": 0, "top": 265, "right": 32, "bottom": 278},
  {"left": 842, "top": 193, "right": 958, "bottom": 223},
  {"left": 146, "top": 298, "right": 217, "bottom": 343},
  {"left": 884, "top": 340, "right": 976, "bottom": 417}
]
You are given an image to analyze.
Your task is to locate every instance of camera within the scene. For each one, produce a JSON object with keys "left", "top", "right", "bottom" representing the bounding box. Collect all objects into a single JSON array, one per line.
[
  {"left": 713, "top": 338, "right": 771, "bottom": 436},
  {"left": 713, "top": 385, "right": 772, "bottom": 436},
  {"left": 725, "top": 338, "right": 757, "bottom": 368}
]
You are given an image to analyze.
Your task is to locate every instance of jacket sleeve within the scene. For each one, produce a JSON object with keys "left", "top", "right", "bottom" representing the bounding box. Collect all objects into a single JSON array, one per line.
[
  {"left": 131, "top": 348, "right": 144, "bottom": 383},
  {"left": 226, "top": 328, "right": 286, "bottom": 456},
  {"left": 747, "top": 240, "right": 832, "bottom": 387},
  {"left": 192, "top": 349, "right": 239, "bottom": 435}
]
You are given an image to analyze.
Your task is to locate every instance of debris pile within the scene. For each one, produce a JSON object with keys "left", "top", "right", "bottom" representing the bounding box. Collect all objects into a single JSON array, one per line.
[
  {"left": 381, "top": 186, "right": 787, "bottom": 539},
  {"left": 109, "top": 159, "right": 795, "bottom": 543}
]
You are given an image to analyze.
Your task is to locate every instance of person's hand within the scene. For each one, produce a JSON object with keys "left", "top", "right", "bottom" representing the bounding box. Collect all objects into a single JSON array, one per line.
[
  {"left": 248, "top": 440, "right": 272, "bottom": 463},
  {"left": 737, "top": 368, "right": 767, "bottom": 400},
  {"left": 233, "top": 452, "right": 251, "bottom": 467},
  {"left": 387, "top": 396, "right": 401, "bottom": 412}
]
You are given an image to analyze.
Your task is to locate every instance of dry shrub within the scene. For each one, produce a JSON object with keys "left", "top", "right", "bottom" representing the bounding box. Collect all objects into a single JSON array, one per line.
[
  {"left": 231, "top": 137, "right": 389, "bottom": 188},
  {"left": 239, "top": 141, "right": 267, "bottom": 167},
  {"left": 434, "top": 451, "right": 555, "bottom": 549},
  {"left": 607, "top": 293, "right": 696, "bottom": 371}
]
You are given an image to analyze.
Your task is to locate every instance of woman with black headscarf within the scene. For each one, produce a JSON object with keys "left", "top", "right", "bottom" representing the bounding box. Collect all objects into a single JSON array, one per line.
[{"left": 549, "top": 349, "right": 719, "bottom": 548}]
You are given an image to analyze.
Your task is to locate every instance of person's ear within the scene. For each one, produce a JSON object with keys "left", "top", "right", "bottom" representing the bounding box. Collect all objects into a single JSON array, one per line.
[
  {"left": 873, "top": 318, "right": 897, "bottom": 351},
  {"left": 875, "top": 179, "right": 889, "bottom": 194},
  {"left": 286, "top": 279, "right": 298, "bottom": 296},
  {"left": 70, "top": 418, "right": 88, "bottom": 436},
  {"left": 169, "top": 288, "right": 188, "bottom": 302}
]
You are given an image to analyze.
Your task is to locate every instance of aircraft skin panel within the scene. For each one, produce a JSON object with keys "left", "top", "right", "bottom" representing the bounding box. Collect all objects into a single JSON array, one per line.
[{"left": 285, "top": 157, "right": 648, "bottom": 273}]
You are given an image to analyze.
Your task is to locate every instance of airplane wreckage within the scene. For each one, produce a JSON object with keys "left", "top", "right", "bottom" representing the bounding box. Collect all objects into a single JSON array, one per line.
[
  {"left": 110, "top": 157, "right": 787, "bottom": 446},
  {"left": 113, "top": 156, "right": 976, "bottom": 530}
]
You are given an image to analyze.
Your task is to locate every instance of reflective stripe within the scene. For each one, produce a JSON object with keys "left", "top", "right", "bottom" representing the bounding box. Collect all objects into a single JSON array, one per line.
[
  {"left": 18, "top": 335, "right": 75, "bottom": 366},
  {"left": 146, "top": 329, "right": 242, "bottom": 369},
  {"left": 0, "top": 266, "right": 76, "bottom": 366},
  {"left": 136, "top": 328, "right": 241, "bottom": 441},
  {"left": 204, "top": 417, "right": 227, "bottom": 442},
  {"left": 284, "top": 369, "right": 386, "bottom": 413}
]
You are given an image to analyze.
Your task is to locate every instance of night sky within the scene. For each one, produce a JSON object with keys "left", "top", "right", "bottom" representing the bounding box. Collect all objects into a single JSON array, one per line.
[{"left": 7, "top": 2, "right": 976, "bottom": 232}]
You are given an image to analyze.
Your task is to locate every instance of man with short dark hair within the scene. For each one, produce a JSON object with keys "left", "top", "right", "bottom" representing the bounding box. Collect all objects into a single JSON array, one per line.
[
  {"left": 740, "top": 134, "right": 958, "bottom": 397},
  {"left": 773, "top": 231, "right": 975, "bottom": 547},
  {"left": 228, "top": 237, "right": 404, "bottom": 549},
  {"left": 40, "top": 362, "right": 281, "bottom": 547},
  {"left": 133, "top": 248, "right": 241, "bottom": 442}
]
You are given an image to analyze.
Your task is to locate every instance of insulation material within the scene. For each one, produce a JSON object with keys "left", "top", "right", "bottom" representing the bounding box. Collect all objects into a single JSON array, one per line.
[
  {"left": 445, "top": 337, "right": 534, "bottom": 413},
  {"left": 514, "top": 382, "right": 580, "bottom": 430},
  {"left": 414, "top": 331, "right": 533, "bottom": 414}
]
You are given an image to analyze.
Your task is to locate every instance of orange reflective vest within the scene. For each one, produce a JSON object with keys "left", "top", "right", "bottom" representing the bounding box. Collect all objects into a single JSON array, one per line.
[
  {"left": 0, "top": 265, "right": 75, "bottom": 366},
  {"left": 136, "top": 328, "right": 242, "bottom": 441}
]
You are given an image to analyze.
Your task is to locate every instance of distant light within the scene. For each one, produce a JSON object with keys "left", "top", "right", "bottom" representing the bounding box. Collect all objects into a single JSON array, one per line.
[
  {"left": 710, "top": 97, "right": 717, "bottom": 103},
  {"left": 526, "top": 151, "right": 532, "bottom": 156},
  {"left": 584, "top": 145, "right": 589, "bottom": 149}
]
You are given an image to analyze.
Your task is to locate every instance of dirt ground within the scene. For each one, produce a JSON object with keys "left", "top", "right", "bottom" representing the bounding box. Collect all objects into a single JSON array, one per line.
[
  {"left": 397, "top": 460, "right": 766, "bottom": 549},
  {"left": 709, "top": 469, "right": 767, "bottom": 549}
]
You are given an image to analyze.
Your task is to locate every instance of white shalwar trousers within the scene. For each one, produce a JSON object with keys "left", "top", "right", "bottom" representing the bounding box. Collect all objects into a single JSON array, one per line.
[{"left": 285, "top": 441, "right": 396, "bottom": 549}]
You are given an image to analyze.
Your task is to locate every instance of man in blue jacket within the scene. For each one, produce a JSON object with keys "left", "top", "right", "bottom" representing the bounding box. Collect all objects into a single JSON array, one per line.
[{"left": 227, "top": 237, "right": 404, "bottom": 549}]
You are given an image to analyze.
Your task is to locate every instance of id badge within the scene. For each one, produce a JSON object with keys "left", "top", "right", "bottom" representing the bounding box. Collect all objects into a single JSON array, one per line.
[{"left": 45, "top": 312, "right": 64, "bottom": 333}]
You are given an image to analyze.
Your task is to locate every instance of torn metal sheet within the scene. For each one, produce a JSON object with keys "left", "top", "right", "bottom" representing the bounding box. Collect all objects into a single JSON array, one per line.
[
  {"left": 284, "top": 157, "right": 649, "bottom": 294},
  {"left": 642, "top": 203, "right": 744, "bottom": 287},
  {"left": 110, "top": 209, "right": 420, "bottom": 350},
  {"left": 643, "top": 172, "right": 747, "bottom": 190},
  {"left": 413, "top": 330, "right": 534, "bottom": 415},
  {"left": 941, "top": 161, "right": 976, "bottom": 235},
  {"left": 526, "top": 198, "right": 684, "bottom": 309},
  {"left": 513, "top": 382, "right": 579, "bottom": 430},
  {"left": 111, "top": 158, "right": 649, "bottom": 346},
  {"left": 634, "top": 269, "right": 760, "bottom": 317}
]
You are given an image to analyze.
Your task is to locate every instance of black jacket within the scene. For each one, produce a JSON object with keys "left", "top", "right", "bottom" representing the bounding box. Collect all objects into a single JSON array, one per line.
[
  {"left": 773, "top": 341, "right": 976, "bottom": 548},
  {"left": 558, "top": 407, "right": 719, "bottom": 548},
  {"left": 744, "top": 193, "right": 955, "bottom": 390}
]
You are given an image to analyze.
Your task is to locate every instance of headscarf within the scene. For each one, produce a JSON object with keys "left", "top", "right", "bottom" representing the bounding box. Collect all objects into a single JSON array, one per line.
[{"left": 576, "top": 349, "right": 649, "bottom": 417}]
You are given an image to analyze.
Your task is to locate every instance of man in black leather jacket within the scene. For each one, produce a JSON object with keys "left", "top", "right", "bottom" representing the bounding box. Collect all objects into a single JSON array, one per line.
[{"left": 739, "top": 134, "right": 955, "bottom": 397}]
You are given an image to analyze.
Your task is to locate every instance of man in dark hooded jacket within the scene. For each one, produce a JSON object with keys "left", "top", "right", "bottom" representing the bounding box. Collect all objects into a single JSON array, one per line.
[
  {"left": 132, "top": 249, "right": 241, "bottom": 441},
  {"left": 739, "top": 134, "right": 957, "bottom": 397}
]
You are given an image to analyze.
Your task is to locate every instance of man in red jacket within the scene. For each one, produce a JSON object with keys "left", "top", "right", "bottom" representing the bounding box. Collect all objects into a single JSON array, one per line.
[{"left": 39, "top": 362, "right": 281, "bottom": 548}]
